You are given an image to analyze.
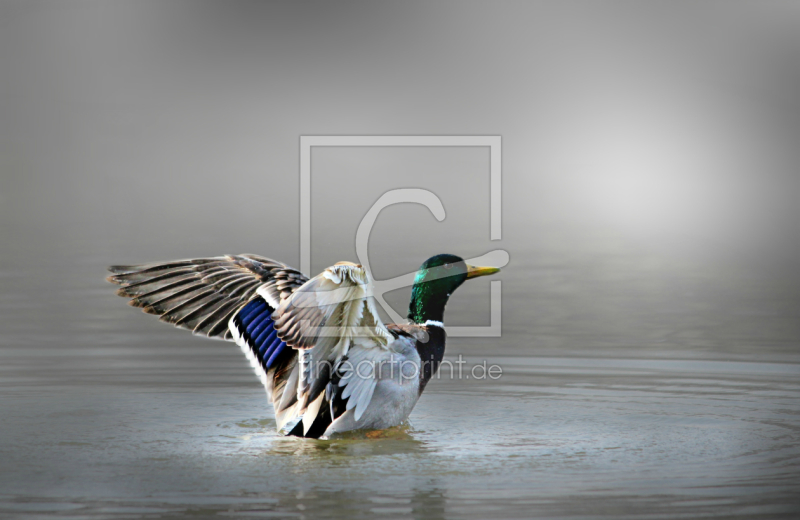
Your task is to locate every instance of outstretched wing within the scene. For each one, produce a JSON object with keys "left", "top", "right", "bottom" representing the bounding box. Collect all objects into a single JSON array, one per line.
[
  {"left": 107, "top": 254, "right": 307, "bottom": 341},
  {"left": 273, "top": 261, "right": 392, "bottom": 352},
  {"left": 109, "top": 257, "right": 401, "bottom": 437},
  {"left": 270, "top": 262, "right": 395, "bottom": 435},
  {"left": 108, "top": 254, "right": 310, "bottom": 429}
]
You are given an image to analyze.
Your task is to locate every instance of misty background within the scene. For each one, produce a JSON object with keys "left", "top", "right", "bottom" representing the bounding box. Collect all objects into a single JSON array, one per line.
[
  {"left": 2, "top": 1, "right": 800, "bottom": 264},
  {"left": 2, "top": 0, "right": 799, "bottom": 358},
  {"left": 1, "top": 1, "right": 799, "bottom": 518}
]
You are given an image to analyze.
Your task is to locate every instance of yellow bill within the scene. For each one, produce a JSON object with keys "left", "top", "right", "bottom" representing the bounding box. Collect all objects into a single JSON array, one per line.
[{"left": 465, "top": 265, "right": 501, "bottom": 279}]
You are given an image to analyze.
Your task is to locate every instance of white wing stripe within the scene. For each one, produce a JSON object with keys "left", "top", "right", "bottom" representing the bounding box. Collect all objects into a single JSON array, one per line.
[
  {"left": 229, "top": 315, "right": 269, "bottom": 390},
  {"left": 255, "top": 286, "right": 280, "bottom": 310}
]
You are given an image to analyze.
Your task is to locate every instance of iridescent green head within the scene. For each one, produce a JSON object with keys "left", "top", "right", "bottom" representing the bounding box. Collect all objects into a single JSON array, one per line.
[{"left": 407, "top": 254, "right": 500, "bottom": 324}]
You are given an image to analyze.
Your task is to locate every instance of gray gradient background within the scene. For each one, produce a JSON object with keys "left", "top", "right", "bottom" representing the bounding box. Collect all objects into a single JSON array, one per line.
[
  {"left": 2, "top": 1, "right": 799, "bottom": 271},
  {"left": 2, "top": 1, "right": 800, "bottom": 518}
]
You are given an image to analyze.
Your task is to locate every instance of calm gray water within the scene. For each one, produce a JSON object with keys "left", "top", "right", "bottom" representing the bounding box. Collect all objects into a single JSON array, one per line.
[{"left": 1, "top": 234, "right": 799, "bottom": 520}]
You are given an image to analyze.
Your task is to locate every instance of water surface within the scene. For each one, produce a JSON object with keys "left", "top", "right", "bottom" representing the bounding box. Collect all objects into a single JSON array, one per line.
[{"left": 1, "top": 237, "right": 799, "bottom": 519}]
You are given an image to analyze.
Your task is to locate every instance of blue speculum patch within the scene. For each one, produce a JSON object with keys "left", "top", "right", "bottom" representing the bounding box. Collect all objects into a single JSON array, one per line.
[{"left": 234, "top": 297, "right": 287, "bottom": 369}]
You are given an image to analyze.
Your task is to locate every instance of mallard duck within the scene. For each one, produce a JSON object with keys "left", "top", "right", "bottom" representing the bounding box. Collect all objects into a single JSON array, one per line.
[{"left": 107, "top": 254, "right": 500, "bottom": 438}]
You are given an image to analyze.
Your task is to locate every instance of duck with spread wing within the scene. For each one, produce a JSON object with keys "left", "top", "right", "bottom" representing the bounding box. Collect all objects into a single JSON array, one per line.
[{"left": 107, "top": 254, "right": 500, "bottom": 438}]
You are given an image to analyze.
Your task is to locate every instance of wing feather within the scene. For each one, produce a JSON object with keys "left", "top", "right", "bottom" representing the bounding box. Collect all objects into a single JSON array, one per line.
[
  {"left": 110, "top": 254, "right": 310, "bottom": 430},
  {"left": 273, "top": 263, "right": 391, "bottom": 354},
  {"left": 108, "top": 254, "right": 309, "bottom": 341},
  {"left": 267, "top": 262, "right": 397, "bottom": 434},
  {"left": 109, "top": 255, "right": 415, "bottom": 438}
]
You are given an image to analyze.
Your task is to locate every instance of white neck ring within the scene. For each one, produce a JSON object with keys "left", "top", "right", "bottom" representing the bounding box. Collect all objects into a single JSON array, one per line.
[{"left": 423, "top": 320, "right": 444, "bottom": 329}]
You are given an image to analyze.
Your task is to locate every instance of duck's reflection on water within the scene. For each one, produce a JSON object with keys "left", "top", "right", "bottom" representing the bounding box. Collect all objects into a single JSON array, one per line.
[{"left": 267, "top": 423, "right": 429, "bottom": 458}]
